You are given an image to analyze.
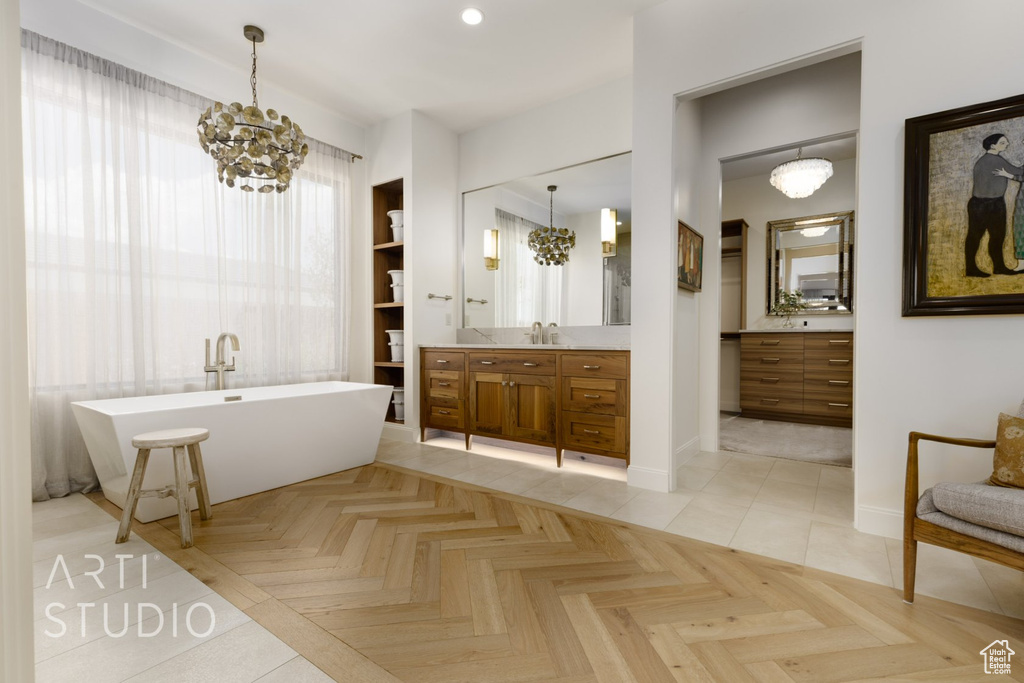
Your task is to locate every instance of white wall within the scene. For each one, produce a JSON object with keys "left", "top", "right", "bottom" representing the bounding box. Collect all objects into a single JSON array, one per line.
[
  {"left": 635, "top": 0, "right": 1024, "bottom": 537},
  {"left": 565, "top": 210, "right": 603, "bottom": 326},
  {"left": 723, "top": 157, "right": 857, "bottom": 331},
  {"left": 1, "top": 0, "right": 34, "bottom": 676}
]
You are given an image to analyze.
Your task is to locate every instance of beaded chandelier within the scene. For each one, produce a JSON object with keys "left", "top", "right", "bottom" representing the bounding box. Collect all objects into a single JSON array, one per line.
[
  {"left": 197, "top": 25, "right": 308, "bottom": 193},
  {"left": 528, "top": 185, "right": 576, "bottom": 266},
  {"left": 769, "top": 148, "right": 833, "bottom": 199}
]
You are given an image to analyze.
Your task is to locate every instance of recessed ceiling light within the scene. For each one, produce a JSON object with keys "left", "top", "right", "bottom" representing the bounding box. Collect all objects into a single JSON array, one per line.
[{"left": 461, "top": 8, "right": 484, "bottom": 25}]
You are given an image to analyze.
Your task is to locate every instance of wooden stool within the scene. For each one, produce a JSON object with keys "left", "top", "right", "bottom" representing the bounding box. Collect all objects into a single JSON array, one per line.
[{"left": 116, "top": 427, "right": 212, "bottom": 548}]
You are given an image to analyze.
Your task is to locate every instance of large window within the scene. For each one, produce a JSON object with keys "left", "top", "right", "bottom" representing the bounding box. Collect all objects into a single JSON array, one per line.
[{"left": 22, "top": 31, "right": 353, "bottom": 499}]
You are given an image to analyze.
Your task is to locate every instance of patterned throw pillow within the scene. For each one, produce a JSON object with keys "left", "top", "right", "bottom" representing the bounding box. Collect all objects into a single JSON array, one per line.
[{"left": 991, "top": 412, "right": 1024, "bottom": 488}]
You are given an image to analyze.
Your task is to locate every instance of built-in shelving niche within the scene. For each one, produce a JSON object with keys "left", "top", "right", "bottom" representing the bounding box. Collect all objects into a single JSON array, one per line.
[{"left": 372, "top": 178, "right": 404, "bottom": 423}]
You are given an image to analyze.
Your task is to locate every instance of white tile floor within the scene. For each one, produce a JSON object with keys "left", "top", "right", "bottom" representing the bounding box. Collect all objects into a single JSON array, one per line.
[
  {"left": 31, "top": 494, "right": 333, "bottom": 683},
  {"left": 378, "top": 435, "right": 1024, "bottom": 619}
]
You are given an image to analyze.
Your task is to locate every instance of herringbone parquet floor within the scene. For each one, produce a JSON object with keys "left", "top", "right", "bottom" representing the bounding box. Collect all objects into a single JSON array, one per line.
[{"left": 91, "top": 463, "right": 1024, "bottom": 682}]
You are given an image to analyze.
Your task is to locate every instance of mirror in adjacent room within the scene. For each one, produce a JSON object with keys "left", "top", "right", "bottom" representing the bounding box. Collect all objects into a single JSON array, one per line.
[
  {"left": 461, "top": 152, "right": 631, "bottom": 328},
  {"left": 766, "top": 210, "right": 854, "bottom": 315}
]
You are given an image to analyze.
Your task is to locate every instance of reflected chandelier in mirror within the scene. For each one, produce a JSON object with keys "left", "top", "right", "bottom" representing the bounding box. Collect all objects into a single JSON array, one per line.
[{"left": 767, "top": 211, "right": 854, "bottom": 315}]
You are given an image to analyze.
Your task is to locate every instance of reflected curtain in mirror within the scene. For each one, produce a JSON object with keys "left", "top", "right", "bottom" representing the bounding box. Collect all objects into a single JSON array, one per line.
[{"left": 494, "top": 209, "right": 563, "bottom": 326}]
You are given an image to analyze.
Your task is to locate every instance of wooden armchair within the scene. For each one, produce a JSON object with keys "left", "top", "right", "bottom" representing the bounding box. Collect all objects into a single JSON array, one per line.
[{"left": 904, "top": 431, "right": 1024, "bottom": 603}]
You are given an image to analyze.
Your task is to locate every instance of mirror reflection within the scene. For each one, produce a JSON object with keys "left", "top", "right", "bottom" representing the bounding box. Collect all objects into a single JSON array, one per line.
[
  {"left": 462, "top": 153, "right": 631, "bottom": 328},
  {"left": 766, "top": 211, "right": 854, "bottom": 314}
]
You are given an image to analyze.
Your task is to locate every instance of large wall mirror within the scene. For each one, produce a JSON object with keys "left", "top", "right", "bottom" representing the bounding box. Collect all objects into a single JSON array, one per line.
[
  {"left": 462, "top": 152, "right": 631, "bottom": 328},
  {"left": 766, "top": 210, "right": 854, "bottom": 315}
]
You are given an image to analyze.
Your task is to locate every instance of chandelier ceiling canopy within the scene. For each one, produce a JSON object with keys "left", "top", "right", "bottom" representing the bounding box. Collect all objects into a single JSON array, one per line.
[
  {"left": 197, "top": 25, "right": 308, "bottom": 193},
  {"left": 528, "top": 185, "right": 576, "bottom": 266},
  {"left": 769, "top": 148, "right": 833, "bottom": 199}
]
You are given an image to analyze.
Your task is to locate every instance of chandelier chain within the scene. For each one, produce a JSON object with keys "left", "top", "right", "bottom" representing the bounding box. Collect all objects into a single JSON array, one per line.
[{"left": 250, "top": 38, "right": 259, "bottom": 110}]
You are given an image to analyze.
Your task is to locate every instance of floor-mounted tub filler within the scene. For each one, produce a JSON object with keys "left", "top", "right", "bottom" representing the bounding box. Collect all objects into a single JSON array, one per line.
[{"left": 72, "top": 381, "right": 392, "bottom": 522}]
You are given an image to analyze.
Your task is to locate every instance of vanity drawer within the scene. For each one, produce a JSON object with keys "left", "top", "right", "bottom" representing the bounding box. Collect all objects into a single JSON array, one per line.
[
  {"left": 740, "top": 352, "right": 804, "bottom": 371},
  {"left": 468, "top": 353, "right": 556, "bottom": 375},
  {"left": 803, "top": 377, "right": 853, "bottom": 402},
  {"left": 740, "top": 395, "right": 803, "bottom": 415},
  {"left": 803, "top": 333, "right": 853, "bottom": 355},
  {"left": 740, "top": 335, "right": 804, "bottom": 352},
  {"left": 562, "top": 377, "right": 625, "bottom": 415},
  {"left": 803, "top": 398, "right": 853, "bottom": 421},
  {"left": 424, "top": 351, "right": 465, "bottom": 371},
  {"left": 804, "top": 355, "right": 853, "bottom": 380},
  {"left": 561, "top": 412, "right": 626, "bottom": 454},
  {"left": 427, "top": 370, "right": 463, "bottom": 400},
  {"left": 560, "top": 353, "right": 628, "bottom": 379},
  {"left": 740, "top": 373, "right": 803, "bottom": 399},
  {"left": 426, "top": 401, "right": 465, "bottom": 429}
]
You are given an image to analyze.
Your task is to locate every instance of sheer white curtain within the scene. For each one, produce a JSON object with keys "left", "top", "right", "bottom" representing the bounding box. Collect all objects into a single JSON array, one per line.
[
  {"left": 21, "top": 31, "right": 352, "bottom": 500},
  {"left": 493, "top": 208, "right": 562, "bottom": 327}
]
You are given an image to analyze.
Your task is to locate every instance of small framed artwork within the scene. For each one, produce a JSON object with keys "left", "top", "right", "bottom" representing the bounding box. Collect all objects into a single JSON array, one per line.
[
  {"left": 677, "top": 220, "right": 703, "bottom": 292},
  {"left": 904, "top": 93, "right": 1024, "bottom": 316}
]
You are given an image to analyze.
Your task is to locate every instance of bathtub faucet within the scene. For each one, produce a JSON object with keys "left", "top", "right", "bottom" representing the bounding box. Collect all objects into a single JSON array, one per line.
[{"left": 204, "top": 333, "right": 240, "bottom": 390}]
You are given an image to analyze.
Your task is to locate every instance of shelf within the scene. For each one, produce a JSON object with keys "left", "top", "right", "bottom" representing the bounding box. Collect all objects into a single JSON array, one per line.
[
  {"left": 374, "top": 362, "right": 404, "bottom": 368},
  {"left": 374, "top": 302, "right": 404, "bottom": 309},
  {"left": 374, "top": 241, "right": 404, "bottom": 251}
]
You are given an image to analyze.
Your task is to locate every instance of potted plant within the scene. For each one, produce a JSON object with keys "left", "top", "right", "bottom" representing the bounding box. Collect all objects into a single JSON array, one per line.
[{"left": 775, "top": 290, "right": 807, "bottom": 328}]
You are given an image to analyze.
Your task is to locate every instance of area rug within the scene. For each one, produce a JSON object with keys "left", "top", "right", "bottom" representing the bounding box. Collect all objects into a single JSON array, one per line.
[{"left": 719, "top": 414, "right": 852, "bottom": 467}]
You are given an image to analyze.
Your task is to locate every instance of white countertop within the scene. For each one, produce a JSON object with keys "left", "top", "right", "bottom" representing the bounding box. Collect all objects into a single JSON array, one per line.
[
  {"left": 736, "top": 329, "right": 853, "bottom": 334},
  {"left": 419, "top": 343, "right": 629, "bottom": 351}
]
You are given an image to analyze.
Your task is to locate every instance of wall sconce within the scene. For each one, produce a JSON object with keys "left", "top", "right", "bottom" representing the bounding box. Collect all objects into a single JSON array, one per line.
[
  {"left": 601, "top": 208, "right": 617, "bottom": 257},
  {"left": 483, "top": 228, "right": 499, "bottom": 270}
]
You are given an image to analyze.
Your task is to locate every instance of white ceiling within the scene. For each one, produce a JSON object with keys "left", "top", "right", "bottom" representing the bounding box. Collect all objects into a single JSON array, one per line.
[
  {"left": 501, "top": 153, "right": 632, "bottom": 224},
  {"left": 721, "top": 136, "right": 858, "bottom": 182},
  {"left": 52, "top": 0, "right": 663, "bottom": 133}
]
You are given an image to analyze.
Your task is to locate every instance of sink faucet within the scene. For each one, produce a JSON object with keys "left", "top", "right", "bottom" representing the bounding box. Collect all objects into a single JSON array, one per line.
[
  {"left": 530, "top": 321, "right": 543, "bottom": 345},
  {"left": 204, "top": 332, "right": 240, "bottom": 390},
  {"left": 546, "top": 322, "right": 558, "bottom": 344}
]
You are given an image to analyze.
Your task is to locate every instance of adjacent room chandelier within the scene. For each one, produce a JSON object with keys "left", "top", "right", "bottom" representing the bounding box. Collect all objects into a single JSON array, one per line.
[
  {"left": 197, "top": 25, "right": 308, "bottom": 193},
  {"left": 528, "top": 185, "right": 576, "bottom": 266},
  {"left": 769, "top": 147, "right": 833, "bottom": 199}
]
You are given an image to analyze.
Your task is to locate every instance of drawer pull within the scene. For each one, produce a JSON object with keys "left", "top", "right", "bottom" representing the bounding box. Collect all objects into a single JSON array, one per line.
[
  {"left": 759, "top": 339, "right": 781, "bottom": 346},
  {"left": 435, "top": 359, "right": 449, "bottom": 364},
  {"left": 583, "top": 429, "right": 601, "bottom": 435},
  {"left": 437, "top": 410, "right": 451, "bottom": 415},
  {"left": 480, "top": 360, "right": 495, "bottom": 365},
  {"left": 828, "top": 402, "right": 850, "bottom": 408},
  {"left": 523, "top": 362, "right": 538, "bottom": 367},
  {"left": 828, "top": 380, "right": 850, "bottom": 386},
  {"left": 761, "top": 358, "right": 781, "bottom": 364},
  {"left": 760, "top": 377, "right": 780, "bottom": 383},
  {"left": 761, "top": 398, "right": 780, "bottom": 404},
  {"left": 828, "top": 359, "right": 851, "bottom": 365},
  {"left": 438, "top": 382, "right": 451, "bottom": 387},
  {"left": 583, "top": 365, "right": 601, "bottom": 370},
  {"left": 829, "top": 339, "right": 851, "bottom": 345},
  {"left": 583, "top": 393, "right": 601, "bottom": 399}
]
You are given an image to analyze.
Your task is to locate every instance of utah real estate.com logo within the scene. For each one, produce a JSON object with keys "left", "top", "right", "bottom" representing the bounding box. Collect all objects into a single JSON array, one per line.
[{"left": 981, "top": 640, "right": 1015, "bottom": 675}]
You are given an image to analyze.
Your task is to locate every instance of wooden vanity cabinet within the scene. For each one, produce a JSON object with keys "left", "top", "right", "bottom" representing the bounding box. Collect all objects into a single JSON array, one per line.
[
  {"left": 739, "top": 331, "right": 852, "bottom": 427},
  {"left": 420, "top": 347, "right": 630, "bottom": 466}
]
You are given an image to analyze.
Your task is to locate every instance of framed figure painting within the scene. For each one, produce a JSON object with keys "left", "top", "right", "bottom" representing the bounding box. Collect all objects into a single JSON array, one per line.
[
  {"left": 677, "top": 220, "right": 703, "bottom": 292},
  {"left": 904, "top": 93, "right": 1024, "bottom": 315}
]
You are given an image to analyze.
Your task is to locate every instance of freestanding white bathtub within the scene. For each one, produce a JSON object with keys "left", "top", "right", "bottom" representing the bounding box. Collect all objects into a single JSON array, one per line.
[{"left": 71, "top": 381, "right": 392, "bottom": 523}]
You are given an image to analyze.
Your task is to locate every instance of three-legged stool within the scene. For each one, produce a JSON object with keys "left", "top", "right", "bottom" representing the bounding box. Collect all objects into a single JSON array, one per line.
[{"left": 116, "top": 427, "right": 212, "bottom": 548}]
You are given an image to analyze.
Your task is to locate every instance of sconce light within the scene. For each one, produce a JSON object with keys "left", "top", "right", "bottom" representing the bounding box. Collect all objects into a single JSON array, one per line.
[
  {"left": 483, "top": 228, "right": 499, "bottom": 270},
  {"left": 601, "top": 208, "right": 617, "bottom": 257}
]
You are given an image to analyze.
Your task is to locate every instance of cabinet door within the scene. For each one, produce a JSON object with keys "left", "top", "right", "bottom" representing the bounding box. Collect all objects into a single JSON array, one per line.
[
  {"left": 508, "top": 373, "right": 556, "bottom": 443},
  {"left": 469, "top": 372, "right": 505, "bottom": 436}
]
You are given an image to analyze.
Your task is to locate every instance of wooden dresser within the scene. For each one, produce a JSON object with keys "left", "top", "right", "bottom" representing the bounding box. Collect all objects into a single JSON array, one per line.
[
  {"left": 740, "top": 331, "right": 852, "bottom": 427},
  {"left": 420, "top": 347, "right": 630, "bottom": 466}
]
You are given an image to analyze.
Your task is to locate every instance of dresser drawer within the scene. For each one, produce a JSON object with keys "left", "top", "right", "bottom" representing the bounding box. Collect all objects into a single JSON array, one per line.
[
  {"left": 740, "top": 374, "right": 804, "bottom": 399},
  {"left": 427, "top": 370, "right": 463, "bottom": 400},
  {"left": 469, "top": 353, "right": 556, "bottom": 375},
  {"left": 804, "top": 356, "right": 853, "bottom": 381},
  {"left": 740, "top": 395, "right": 803, "bottom": 414},
  {"left": 425, "top": 402, "right": 465, "bottom": 429},
  {"left": 740, "top": 334, "right": 804, "bottom": 352},
  {"left": 740, "top": 352, "right": 804, "bottom": 372},
  {"left": 560, "top": 353, "right": 628, "bottom": 379},
  {"left": 562, "top": 377, "right": 625, "bottom": 415},
  {"left": 803, "top": 399, "right": 852, "bottom": 421},
  {"left": 803, "top": 333, "right": 853, "bottom": 355},
  {"left": 803, "top": 377, "right": 853, "bottom": 402},
  {"left": 424, "top": 351, "right": 465, "bottom": 371},
  {"left": 561, "top": 412, "right": 626, "bottom": 454}
]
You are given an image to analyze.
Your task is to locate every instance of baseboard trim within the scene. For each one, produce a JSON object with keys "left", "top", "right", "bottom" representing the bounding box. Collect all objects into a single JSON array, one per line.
[
  {"left": 627, "top": 465, "right": 671, "bottom": 492},
  {"left": 381, "top": 422, "right": 417, "bottom": 443},
  {"left": 673, "top": 436, "right": 700, "bottom": 470},
  {"left": 856, "top": 504, "right": 902, "bottom": 540}
]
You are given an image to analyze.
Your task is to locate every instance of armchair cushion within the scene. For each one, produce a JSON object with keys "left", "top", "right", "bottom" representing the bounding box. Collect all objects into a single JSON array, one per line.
[
  {"left": 990, "top": 412, "right": 1024, "bottom": 488},
  {"left": 931, "top": 481, "right": 1024, "bottom": 536},
  {"left": 917, "top": 486, "right": 1024, "bottom": 553}
]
